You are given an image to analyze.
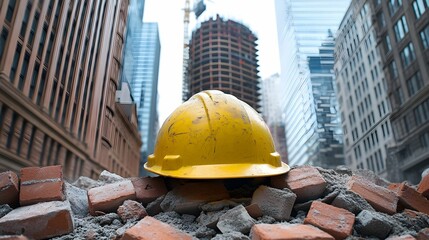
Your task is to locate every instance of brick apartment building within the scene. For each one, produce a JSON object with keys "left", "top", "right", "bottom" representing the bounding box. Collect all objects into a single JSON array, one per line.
[{"left": 0, "top": 0, "right": 141, "bottom": 180}]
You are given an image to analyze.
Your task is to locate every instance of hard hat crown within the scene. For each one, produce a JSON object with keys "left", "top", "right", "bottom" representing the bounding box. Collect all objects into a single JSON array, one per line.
[{"left": 144, "top": 90, "right": 290, "bottom": 179}]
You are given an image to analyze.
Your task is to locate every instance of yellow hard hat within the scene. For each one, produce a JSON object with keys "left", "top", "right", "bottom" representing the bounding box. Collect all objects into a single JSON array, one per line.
[{"left": 144, "top": 90, "right": 290, "bottom": 179}]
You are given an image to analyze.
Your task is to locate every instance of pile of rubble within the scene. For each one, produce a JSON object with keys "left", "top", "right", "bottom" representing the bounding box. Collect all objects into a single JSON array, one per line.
[{"left": 0, "top": 165, "right": 428, "bottom": 239}]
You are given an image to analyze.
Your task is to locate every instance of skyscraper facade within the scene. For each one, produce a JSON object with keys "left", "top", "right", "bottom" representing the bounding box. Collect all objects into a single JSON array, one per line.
[
  {"left": 307, "top": 33, "right": 344, "bottom": 168},
  {"left": 334, "top": 0, "right": 394, "bottom": 178},
  {"left": 0, "top": 0, "right": 141, "bottom": 179},
  {"left": 262, "top": 73, "right": 288, "bottom": 164},
  {"left": 134, "top": 22, "right": 160, "bottom": 176},
  {"left": 275, "top": 0, "right": 350, "bottom": 166},
  {"left": 187, "top": 15, "right": 260, "bottom": 110},
  {"left": 370, "top": 0, "right": 429, "bottom": 183}
]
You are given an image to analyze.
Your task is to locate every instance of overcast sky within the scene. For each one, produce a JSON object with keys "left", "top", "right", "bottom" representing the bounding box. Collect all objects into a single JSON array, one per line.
[{"left": 143, "top": 0, "right": 280, "bottom": 125}]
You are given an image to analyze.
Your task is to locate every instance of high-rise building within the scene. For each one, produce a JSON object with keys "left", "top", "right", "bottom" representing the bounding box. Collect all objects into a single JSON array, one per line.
[
  {"left": 135, "top": 22, "right": 160, "bottom": 176},
  {"left": 122, "top": 0, "right": 145, "bottom": 85},
  {"left": 306, "top": 32, "right": 344, "bottom": 168},
  {"left": 370, "top": 0, "right": 429, "bottom": 183},
  {"left": 187, "top": 15, "right": 260, "bottom": 110},
  {"left": 0, "top": 0, "right": 141, "bottom": 179},
  {"left": 261, "top": 73, "right": 288, "bottom": 163},
  {"left": 334, "top": 0, "right": 395, "bottom": 178},
  {"left": 275, "top": 0, "right": 350, "bottom": 166}
]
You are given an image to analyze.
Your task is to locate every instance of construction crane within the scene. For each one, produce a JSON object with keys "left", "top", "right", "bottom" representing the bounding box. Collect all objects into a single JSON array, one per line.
[{"left": 182, "top": 0, "right": 206, "bottom": 102}]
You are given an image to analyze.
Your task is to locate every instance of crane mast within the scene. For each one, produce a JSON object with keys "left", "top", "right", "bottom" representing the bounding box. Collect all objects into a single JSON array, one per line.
[
  {"left": 182, "top": 0, "right": 191, "bottom": 102},
  {"left": 182, "top": 0, "right": 206, "bottom": 102}
]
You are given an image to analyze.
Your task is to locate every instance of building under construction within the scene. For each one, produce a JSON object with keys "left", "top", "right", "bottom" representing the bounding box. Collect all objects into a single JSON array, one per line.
[{"left": 186, "top": 15, "right": 261, "bottom": 111}]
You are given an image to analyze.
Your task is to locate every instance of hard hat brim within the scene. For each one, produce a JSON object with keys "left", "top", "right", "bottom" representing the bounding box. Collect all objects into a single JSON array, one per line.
[{"left": 144, "top": 162, "right": 290, "bottom": 179}]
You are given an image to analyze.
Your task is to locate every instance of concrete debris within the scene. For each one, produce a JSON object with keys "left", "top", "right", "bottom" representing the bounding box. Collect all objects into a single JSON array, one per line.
[
  {"left": 331, "top": 190, "right": 375, "bottom": 214},
  {"left": 64, "top": 182, "right": 88, "bottom": 217},
  {"left": 0, "top": 204, "right": 12, "bottom": 218},
  {"left": 72, "top": 176, "right": 102, "bottom": 190},
  {"left": 355, "top": 209, "right": 392, "bottom": 239},
  {"left": 216, "top": 205, "right": 256, "bottom": 234},
  {"left": 98, "top": 170, "right": 124, "bottom": 184},
  {"left": 0, "top": 166, "right": 428, "bottom": 239},
  {"left": 251, "top": 185, "right": 296, "bottom": 221}
]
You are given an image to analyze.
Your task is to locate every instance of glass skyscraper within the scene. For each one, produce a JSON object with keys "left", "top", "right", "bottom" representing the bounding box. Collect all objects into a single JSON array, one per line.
[
  {"left": 133, "top": 22, "right": 160, "bottom": 176},
  {"left": 275, "top": 0, "right": 350, "bottom": 166},
  {"left": 307, "top": 32, "right": 344, "bottom": 168}
]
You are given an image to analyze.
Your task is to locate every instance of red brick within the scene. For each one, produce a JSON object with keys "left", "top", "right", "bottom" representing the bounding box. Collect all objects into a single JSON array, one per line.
[
  {"left": 304, "top": 201, "right": 355, "bottom": 239},
  {"left": 389, "top": 183, "right": 429, "bottom": 215},
  {"left": 0, "top": 201, "right": 73, "bottom": 239},
  {"left": 417, "top": 228, "right": 429, "bottom": 240},
  {"left": 271, "top": 166, "right": 326, "bottom": 202},
  {"left": 19, "top": 165, "right": 65, "bottom": 206},
  {"left": 0, "top": 171, "right": 19, "bottom": 206},
  {"left": 386, "top": 235, "right": 417, "bottom": 240},
  {"left": 251, "top": 223, "right": 335, "bottom": 240},
  {"left": 131, "top": 176, "right": 168, "bottom": 205},
  {"left": 347, "top": 176, "right": 398, "bottom": 214},
  {"left": 20, "top": 165, "right": 62, "bottom": 181},
  {"left": 88, "top": 180, "right": 136, "bottom": 215},
  {"left": 417, "top": 174, "right": 429, "bottom": 199},
  {"left": 245, "top": 203, "right": 263, "bottom": 219},
  {"left": 117, "top": 200, "right": 147, "bottom": 222},
  {"left": 121, "top": 216, "right": 192, "bottom": 240}
]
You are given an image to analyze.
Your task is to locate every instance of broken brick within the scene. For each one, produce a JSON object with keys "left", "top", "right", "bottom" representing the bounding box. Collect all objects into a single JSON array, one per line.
[
  {"left": 245, "top": 203, "right": 263, "bottom": 219},
  {"left": 0, "top": 201, "right": 73, "bottom": 239},
  {"left": 121, "top": 216, "right": 192, "bottom": 240},
  {"left": 88, "top": 180, "right": 136, "bottom": 215},
  {"left": 388, "top": 183, "right": 429, "bottom": 215},
  {"left": 417, "top": 228, "right": 429, "bottom": 240},
  {"left": 160, "top": 182, "right": 229, "bottom": 215},
  {"left": 347, "top": 175, "right": 398, "bottom": 214},
  {"left": 271, "top": 166, "right": 327, "bottom": 202},
  {"left": 251, "top": 223, "right": 335, "bottom": 240},
  {"left": 251, "top": 185, "right": 296, "bottom": 221},
  {"left": 19, "top": 165, "right": 65, "bottom": 206},
  {"left": 0, "top": 171, "right": 19, "bottom": 206},
  {"left": 131, "top": 176, "right": 168, "bottom": 205},
  {"left": 417, "top": 174, "right": 429, "bottom": 199},
  {"left": 304, "top": 201, "right": 355, "bottom": 239},
  {"left": 117, "top": 200, "right": 147, "bottom": 222}
]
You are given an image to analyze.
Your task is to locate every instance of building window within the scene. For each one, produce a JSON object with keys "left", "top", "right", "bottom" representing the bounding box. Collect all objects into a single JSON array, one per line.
[
  {"left": 407, "top": 71, "right": 423, "bottom": 97},
  {"left": 421, "top": 132, "right": 429, "bottom": 148},
  {"left": 18, "top": 52, "right": 30, "bottom": 90},
  {"left": 29, "top": 62, "right": 40, "bottom": 99},
  {"left": 394, "top": 16, "right": 409, "bottom": 42},
  {"left": 384, "top": 35, "right": 392, "bottom": 53},
  {"left": 20, "top": 3, "right": 32, "bottom": 38},
  {"left": 414, "top": 103, "right": 427, "bottom": 125},
  {"left": 45, "top": 33, "right": 54, "bottom": 66},
  {"left": 389, "top": 0, "right": 403, "bottom": 16},
  {"left": 400, "top": 42, "right": 416, "bottom": 67},
  {"left": 377, "top": 12, "right": 386, "bottom": 28},
  {"left": 29, "top": 12, "right": 40, "bottom": 47},
  {"left": 389, "top": 60, "right": 399, "bottom": 79},
  {"left": 420, "top": 25, "right": 429, "bottom": 49},
  {"left": 0, "top": 28, "right": 8, "bottom": 60},
  {"left": 6, "top": 0, "right": 16, "bottom": 22},
  {"left": 413, "top": 0, "right": 429, "bottom": 19},
  {"left": 10, "top": 44, "right": 22, "bottom": 82},
  {"left": 396, "top": 87, "right": 405, "bottom": 105}
]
